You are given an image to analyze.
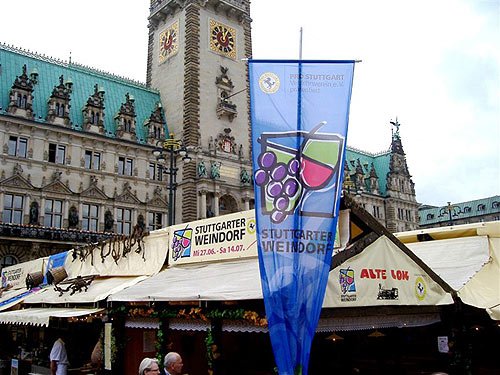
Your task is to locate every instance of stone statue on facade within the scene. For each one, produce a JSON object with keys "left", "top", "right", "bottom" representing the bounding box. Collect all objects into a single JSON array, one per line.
[
  {"left": 240, "top": 168, "right": 251, "bottom": 184},
  {"left": 197, "top": 160, "right": 208, "bottom": 178},
  {"left": 68, "top": 206, "right": 79, "bottom": 228},
  {"left": 29, "top": 201, "right": 39, "bottom": 225},
  {"left": 210, "top": 162, "right": 221, "bottom": 179},
  {"left": 104, "top": 210, "right": 114, "bottom": 232}
]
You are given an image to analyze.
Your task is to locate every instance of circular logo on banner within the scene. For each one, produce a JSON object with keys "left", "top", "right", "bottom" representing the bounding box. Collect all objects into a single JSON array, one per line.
[
  {"left": 415, "top": 276, "right": 427, "bottom": 301},
  {"left": 259, "top": 72, "right": 280, "bottom": 94},
  {"left": 246, "top": 218, "right": 256, "bottom": 234}
]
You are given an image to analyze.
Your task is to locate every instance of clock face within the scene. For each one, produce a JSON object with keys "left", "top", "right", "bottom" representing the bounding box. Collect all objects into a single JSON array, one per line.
[
  {"left": 209, "top": 20, "right": 236, "bottom": 59},
  {"left": 159, "top": 21, "right": 179, "bottom": 63}
]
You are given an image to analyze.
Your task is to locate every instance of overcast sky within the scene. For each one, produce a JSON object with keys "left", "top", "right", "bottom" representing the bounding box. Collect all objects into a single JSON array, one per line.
[{"left": 0, "top": 0, "right": 498, "bottom": 207}]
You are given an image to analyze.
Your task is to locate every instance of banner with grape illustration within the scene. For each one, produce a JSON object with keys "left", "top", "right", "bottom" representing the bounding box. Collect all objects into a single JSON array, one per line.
[{"left": 248, "top": 60, "right": 355, "bottom": 375}]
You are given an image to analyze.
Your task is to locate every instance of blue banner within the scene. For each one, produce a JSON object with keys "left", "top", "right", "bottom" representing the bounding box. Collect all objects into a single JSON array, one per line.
[
  {"left": 43, "top": 251, "right": 68, "bottom": 284},
  {"left": 249, "top": 60, "right": 355, "bottom": 375}
]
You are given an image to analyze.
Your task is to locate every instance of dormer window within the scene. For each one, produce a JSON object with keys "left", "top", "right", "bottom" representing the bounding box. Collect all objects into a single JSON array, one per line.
[
  {"left": 492, "top": 201, "right": 499, "bottom": 209},
  {"left": 145, "top": 102, "right": 166, "bottom": 145},
  {"left": 47, "top": 75, "right": 72, "bottom": 126},
  {"left": 464, "top": 206, "right": 471, "bottom": 213},
  {"left": 426, "top": 213, "right": 435, "bottom": 220},
  {"left": 82, "top": 84, "right": 105, "bottom": 133},
  {"left": 8, "top": 64, "right": 38, "bottom": 119},
  {"left": 477, "top": 204, "right": 486, "bottom": 211},
  {"left": 115, "top": 93, "right": 136, "bottom": 141}
]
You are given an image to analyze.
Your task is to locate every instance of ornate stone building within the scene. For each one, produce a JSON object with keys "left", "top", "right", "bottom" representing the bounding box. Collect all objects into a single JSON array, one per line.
[
  {"left": 419, "top": 195, "right": 500, "bottom": 228},
  {"left": 0, "top": 44, "right": 170, "bottom": 268},
  {"left": 344, "top": 120, "right": 419, "bottom": 233},
  {"left": 0, "top": 0, "right": 419, "bottom": 270}
]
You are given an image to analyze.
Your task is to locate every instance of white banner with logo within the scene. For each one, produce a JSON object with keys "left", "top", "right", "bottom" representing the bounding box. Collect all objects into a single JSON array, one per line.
[
  {"left": 323, "top": 235, "right": 453, "bottom": 307},
  {"left": 1, "top": 258, "right": 46, "bottom": 289},
  {"left": 167, "top": 210, "right": 258, "bottom": 265}
]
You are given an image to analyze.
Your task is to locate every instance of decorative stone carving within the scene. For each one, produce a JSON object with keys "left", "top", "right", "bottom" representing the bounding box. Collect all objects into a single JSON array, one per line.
[
  {"left": 215, "top": 66, "right": 237, "bottom": 121},
  {"left": 216, "top": 128, "right": 237, "bottom": 154}
]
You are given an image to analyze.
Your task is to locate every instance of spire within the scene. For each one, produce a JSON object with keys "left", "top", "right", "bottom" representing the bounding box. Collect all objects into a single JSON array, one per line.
[{"left": 389, "top": 117, "right": 405, "bottom": 155}]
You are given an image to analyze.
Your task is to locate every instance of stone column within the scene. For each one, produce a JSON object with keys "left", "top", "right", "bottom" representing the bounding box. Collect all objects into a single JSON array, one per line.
[
  {"left": 0, "top": 193, "right": 4, "bottom": 222},
  {"left": 24, "top": 195, "right": 31, "bottom": 224},
  {"left": 63, "top": 200, "right": 69, "bottom": 228},
  {"left": 199, "top": 190, "right": 207, "bottom": 219},
  {"left": 214, "top": 193, "right": 220, "bottom": 217},
  {"left": 243, "top": 197, "right": 250, "bottom": 211}
]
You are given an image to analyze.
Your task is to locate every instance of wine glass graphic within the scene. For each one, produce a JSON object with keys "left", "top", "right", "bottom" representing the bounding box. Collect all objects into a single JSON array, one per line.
[{"left": 255, "top": 121, "right": 344, "bottom": 223}]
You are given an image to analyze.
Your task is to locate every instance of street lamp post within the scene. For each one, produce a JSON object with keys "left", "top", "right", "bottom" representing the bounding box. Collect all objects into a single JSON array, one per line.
[
  {"left": 438, "top": 201, "right": 462, "bottom": 226},
  {"left": 152, "top": 133, "right": 191, "bottom": 226}
]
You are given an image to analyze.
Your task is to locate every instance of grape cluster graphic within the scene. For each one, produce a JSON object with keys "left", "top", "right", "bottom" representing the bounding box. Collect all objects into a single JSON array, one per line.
[{"left": 254, "top": 150, "right": 302, "bottom": 224}]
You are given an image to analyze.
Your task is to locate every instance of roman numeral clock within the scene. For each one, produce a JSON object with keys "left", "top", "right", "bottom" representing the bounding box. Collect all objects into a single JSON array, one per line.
[{"left": 209, "top": 19, "right": 237, "bottom": 59}]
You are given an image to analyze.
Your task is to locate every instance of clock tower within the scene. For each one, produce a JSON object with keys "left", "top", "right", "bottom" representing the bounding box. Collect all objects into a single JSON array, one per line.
[{"left": 146, "top": 0, "right": 253, "bottom": 224}]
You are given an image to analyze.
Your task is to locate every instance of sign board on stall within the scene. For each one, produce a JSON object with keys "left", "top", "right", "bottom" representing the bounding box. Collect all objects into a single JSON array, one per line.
[
  {"left": 1, "top": 258, "right": 45, "bottom": 289},
  {"left": 167, "top": 210, "right": 257, "bottom": 265},
  {"left": 324, "top": 235, "right": 453, "bottom": 307}
]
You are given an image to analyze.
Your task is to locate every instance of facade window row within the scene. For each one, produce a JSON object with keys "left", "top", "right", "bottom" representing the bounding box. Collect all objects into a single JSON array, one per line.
[
  {"left": 3, "top": 137, "right": 171, "bottom": 179},
  {"left": 1, "top": 193, "right": 163, "bottom": 234}
]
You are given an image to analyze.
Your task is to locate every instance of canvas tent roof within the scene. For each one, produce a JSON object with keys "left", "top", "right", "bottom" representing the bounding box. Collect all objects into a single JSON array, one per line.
[{"left": 395, "top": 221, "right": 500, "bottom": 320}]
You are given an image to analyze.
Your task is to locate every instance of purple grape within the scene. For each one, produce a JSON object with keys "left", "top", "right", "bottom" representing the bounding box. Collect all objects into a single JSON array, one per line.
[
  {"left": 271, "top": 163, "right": 287, "bottom": 181},
  {"left": 275, "top": 196, "right": 289, "bottom": 211},
  {"left": 266, "top": 181, "right": 283, "bottom": 198},
  {"left": 288, "top": 158, "right": 300, "bottom": 175},
  {"left": 254, "top": 169, "right": 268, "bottom": 186},
  {"left": 283, "top": 178, "right": 299, "bottom": 196},
  {"left": 259, "top": 151, "right": 277, "bottom": 169},
  {"left": 271, "top": 210, "right": 286, "bottom": 224}
]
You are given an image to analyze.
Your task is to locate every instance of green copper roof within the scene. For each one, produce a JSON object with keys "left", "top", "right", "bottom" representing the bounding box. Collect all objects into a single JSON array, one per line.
[
  {"left": 345, "top": 146, "right": 391, "bottom": 195},
  {"left": 419, "top": 195, "right": 500, "bottom": 225},
  {"left": 0, "top": 43, "right": 165, "bottom": 143}
]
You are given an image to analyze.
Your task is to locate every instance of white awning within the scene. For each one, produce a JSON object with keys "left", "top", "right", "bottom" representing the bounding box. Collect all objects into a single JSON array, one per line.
[
  {"left": 109, "top": 259, "right": 262, "bottom": 302},
  {"left": 0, "top": 287, "right": 44, "bottom": 312},
  {"left": 0, "top": 307, "right": 104, "bottom": 327},
  {"left": 405, "top": 236, "right": 490, "bottom": 291},
  {"left": 23, "top": 276, "right": 147, "bottom": 304},
  {"left": 397, "top": 222, "right": 500, "bottom": 319}
]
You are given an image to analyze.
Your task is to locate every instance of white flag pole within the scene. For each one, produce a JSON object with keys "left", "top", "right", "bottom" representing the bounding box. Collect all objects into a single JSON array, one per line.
[{"left": 299, "top": 27, "right": 303, "bottom": 60}]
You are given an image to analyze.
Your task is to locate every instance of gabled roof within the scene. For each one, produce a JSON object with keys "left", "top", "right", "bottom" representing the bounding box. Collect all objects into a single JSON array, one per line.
[{"left": 0, "top": 43, "right": 165, "bottom": 143}]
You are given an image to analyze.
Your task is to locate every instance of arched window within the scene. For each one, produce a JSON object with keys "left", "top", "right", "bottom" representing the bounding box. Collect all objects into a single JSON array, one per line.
[
  {"left": 219, "top": 194, "right": 238, "bottom": 215},
  {"left": 16, "top": 94, "right": 22, "bottom": 107},
  {"left": 1, "top": 254, "right": 18, "bottom": 269},
  {"left": 463, "top": 206, "right": 471, "bottom": 213},
  {"left": 426, "top": 213, "right": 435, "bottom": 220},
  {"left": 21, "top": 95, "right": 27, "bottom": 109},
  {"left": 477, "top": 204, "right": 486, "bottom": 211},
  {"left": 492, "top": 201, "right": 499, "bottom": 209},
  {"left": 58, "top": 103, "right": 65, "bottom": 117},
  {"left": 95, "top": 112, "right": 100, "bottom": 125},
  {"left": 124, "top": 120, "right": 132, "bottom": 132}
]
